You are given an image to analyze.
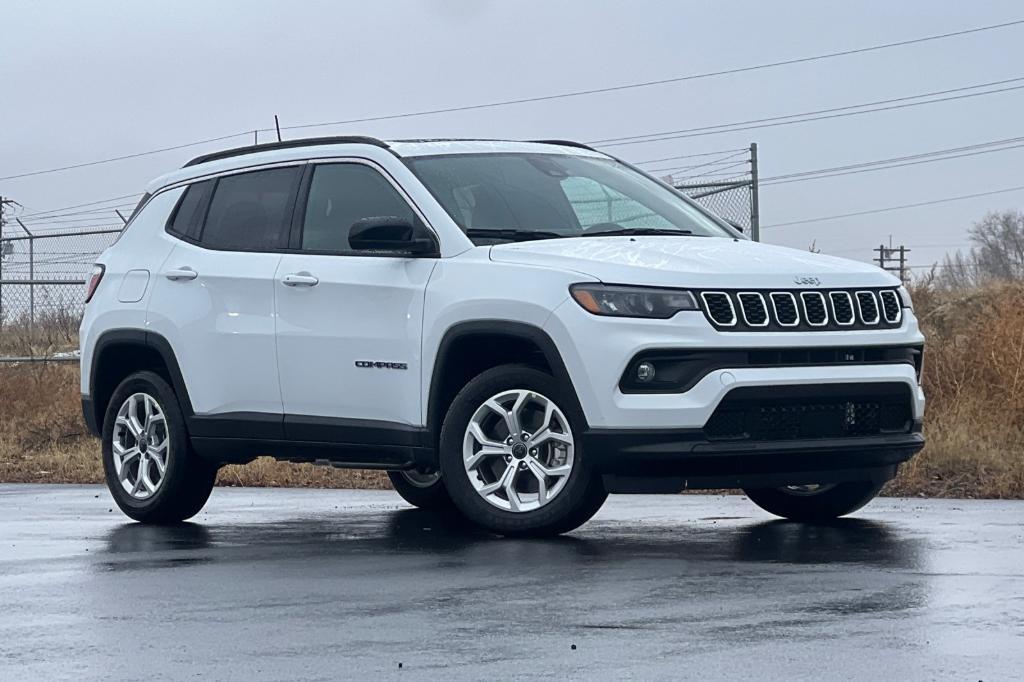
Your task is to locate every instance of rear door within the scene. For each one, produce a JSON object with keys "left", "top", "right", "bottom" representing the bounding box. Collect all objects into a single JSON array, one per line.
[
  {"left": 146, "top": 166, "right": 302, "bottom": 434},
  {"left": 274, "top": 160, "right": 437, "bottom": 438}
]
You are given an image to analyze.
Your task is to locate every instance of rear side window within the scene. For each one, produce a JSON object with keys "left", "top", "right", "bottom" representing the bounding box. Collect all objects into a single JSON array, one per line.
[
  {"left": 200, "top": 167, "right": 301, "bottom": 251},
  {"left": 167, "top": 179, "right": 215, "bottom": 240},
  {"left": 300, "top": 163, "right": 418, "bottom": 252}
]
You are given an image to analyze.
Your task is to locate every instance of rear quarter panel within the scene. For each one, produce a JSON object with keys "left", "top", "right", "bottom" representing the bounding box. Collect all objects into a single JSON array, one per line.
[{"left": 79, "top": 188, "right": 183, "bottom": 396}]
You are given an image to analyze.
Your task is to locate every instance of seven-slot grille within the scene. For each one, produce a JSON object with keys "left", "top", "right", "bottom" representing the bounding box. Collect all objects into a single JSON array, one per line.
[{"left": 697, "top": 288, "right": 903, "bottom": 331}]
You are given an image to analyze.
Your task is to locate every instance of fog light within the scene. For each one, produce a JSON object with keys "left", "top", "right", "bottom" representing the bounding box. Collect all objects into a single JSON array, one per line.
[{"left": 636, "top": 361, "right": 656, "bottom": 382}]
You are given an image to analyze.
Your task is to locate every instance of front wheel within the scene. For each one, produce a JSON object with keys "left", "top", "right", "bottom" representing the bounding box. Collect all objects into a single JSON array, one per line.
[
  {"left": 743, "top": 481, "right": 885, "bottom": 522},
  {"left": 439, "top": 364, "right": 607, "bottom": 537}
]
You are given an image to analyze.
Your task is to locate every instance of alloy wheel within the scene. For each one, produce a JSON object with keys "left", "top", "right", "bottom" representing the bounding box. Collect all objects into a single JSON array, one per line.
[
  {"left": 462, "top": 389, "right": 574, "bottom": 512},
  {"left": 111, "top": 392, "right": 170, "bottom": 500}
]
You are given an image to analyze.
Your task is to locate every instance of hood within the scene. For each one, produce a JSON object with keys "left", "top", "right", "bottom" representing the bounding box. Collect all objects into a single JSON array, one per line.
[{"left": 489, "top": 236, "right": 898, "bottom": 289}]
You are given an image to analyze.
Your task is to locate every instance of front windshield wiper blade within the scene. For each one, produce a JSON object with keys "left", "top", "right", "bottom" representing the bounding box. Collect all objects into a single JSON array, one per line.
[
  {"left": 583, "top": 227, "right": 700, "bottom": 237},
  {"left": 466, "top": 228, "right": 567, "bottom": 242}
]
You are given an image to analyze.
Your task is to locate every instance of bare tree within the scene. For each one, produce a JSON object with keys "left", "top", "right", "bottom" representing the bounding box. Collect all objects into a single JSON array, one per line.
[{"left": 937, "top": 211, "right": 1024, "bottom": 289}]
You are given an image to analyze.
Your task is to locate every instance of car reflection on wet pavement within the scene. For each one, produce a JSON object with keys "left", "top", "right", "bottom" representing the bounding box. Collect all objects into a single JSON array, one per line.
[{"left": 1, "top": 485, "right": 1021, "bottom": 680}]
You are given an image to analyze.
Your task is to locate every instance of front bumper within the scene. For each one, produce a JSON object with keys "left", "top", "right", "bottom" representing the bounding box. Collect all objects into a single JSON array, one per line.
[
  {"left": 585, "top": 423, "right": 924, "bottom": 493},
  {"left": 544, "top": 303, "right": 926, "bottom": 429}
]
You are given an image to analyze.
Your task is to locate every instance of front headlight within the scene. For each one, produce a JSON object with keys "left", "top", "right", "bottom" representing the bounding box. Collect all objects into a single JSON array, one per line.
[
  {"left": 898, "top": 286, "right": 914, "bottom": 310},
  {"left": 570, "top": 283, "right": 698, "bottom": 319}
]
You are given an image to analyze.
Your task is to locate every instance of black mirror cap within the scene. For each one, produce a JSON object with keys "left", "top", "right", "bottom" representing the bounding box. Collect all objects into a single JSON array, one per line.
[{"left": 349, "top": 216, "right": 436, "bottom": 256}]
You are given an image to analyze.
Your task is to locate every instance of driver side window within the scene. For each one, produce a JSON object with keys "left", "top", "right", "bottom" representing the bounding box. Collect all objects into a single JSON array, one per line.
[
  {"left": 560, "top": 176, "right": 674, "bottom": 230},
  {"left": 301, "top": 163, "right": 418, "bottom": 253}
]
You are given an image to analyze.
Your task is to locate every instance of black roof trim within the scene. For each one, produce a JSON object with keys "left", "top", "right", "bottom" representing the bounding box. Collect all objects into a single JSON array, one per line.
[
  {"left": 183, "top": 136, "right": 391, "bottom": 168},
  {"left": 391, "top": 137, "right": 505, "bottom": 144},
  {"left": 529, "top": 139, "right": 599, "bottom": 152}
]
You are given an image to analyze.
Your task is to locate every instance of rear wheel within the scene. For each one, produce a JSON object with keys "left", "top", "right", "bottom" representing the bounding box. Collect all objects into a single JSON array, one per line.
[
  {"left": 102, "top": 371, "right": 216, "bottom": 523},
  {"left": 743, "top": 481, "right": 884, "bottom": 521},
  {"left": 386, "top": 469, "right": 454, "bottom": 510},
  {"left": 439, "top": 365, "right": 607, "bottom": 536}
]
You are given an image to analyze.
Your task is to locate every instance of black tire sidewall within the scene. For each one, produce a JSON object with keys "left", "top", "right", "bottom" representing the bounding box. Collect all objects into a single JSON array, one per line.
[
  {"left": 101, "top": 370, "right": 210, "bottom": 521},
  {"left": 386, "top": 470, "right": 454, "bottom": 510},
  {"left": 439, "top": 364, "right": 606, "bottom": 536},
  {"left": 743, "top": 480, "right": 885, "bottom": 521}
]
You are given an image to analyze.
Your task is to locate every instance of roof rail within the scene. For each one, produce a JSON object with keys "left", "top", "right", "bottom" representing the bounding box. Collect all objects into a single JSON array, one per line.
[
  {"left": 529, "top": 139, "right": 599, "bottom": 152},
  {"left": 183, "top": 136, "right": 391, "bottom": 168}
]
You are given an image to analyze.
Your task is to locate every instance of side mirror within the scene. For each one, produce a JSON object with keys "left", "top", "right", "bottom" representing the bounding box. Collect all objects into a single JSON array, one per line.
[{"left": 349, "top": 216, "right": 435, "bottom": 255}]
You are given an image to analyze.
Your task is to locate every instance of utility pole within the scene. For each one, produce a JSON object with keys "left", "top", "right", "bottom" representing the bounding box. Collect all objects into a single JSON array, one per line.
[
  {"left": 749, "top": 142, "right": 760, "bottom": 242},
  {"left": 874, "top": 237, "right": 910, "bottom": 285}
]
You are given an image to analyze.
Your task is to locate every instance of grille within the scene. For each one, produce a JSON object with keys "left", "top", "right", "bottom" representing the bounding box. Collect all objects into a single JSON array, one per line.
[
  {"left": 704, "top": 384, "right": 914, "bottom": 441},
  {"left": 879, "top": 290, "right": 902, "bottom": 323},
  {"left": 737, "top": 293, "right": 768, "bottom": 326},
  {"left": 801, "top": 292, "right": 828, "bottom": 326},
  {"left": 856, "top": 291, "right": 880, "bottom": 324},
  {"left": 830, "top": 292, "right": 855, "bottom": 325},
  {"left": 770, "top": 292, "right": 799, "bottom": 326},
  {"left": 701, "top": 292, "right": 736, "bottom": 326},
  {"left": 698, "top": 288, "right": 902, "bottom": 331}
]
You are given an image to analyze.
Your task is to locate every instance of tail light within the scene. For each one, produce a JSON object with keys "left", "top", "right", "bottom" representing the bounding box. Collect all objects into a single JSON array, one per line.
[{"left": 84, "top": 264, "right": 105, "bottom": 303}]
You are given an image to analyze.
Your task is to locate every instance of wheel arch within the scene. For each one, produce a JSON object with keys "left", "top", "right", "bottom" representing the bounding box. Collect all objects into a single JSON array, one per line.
[
  {"left": 425, "top": 321, "right": 586, "bottom": 448},
  {"left": 86, "top": 329, "right": 194, "bottom": 436}
]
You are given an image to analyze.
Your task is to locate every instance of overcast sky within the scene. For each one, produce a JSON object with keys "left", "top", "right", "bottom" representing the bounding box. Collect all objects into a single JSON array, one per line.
[{"left": 2, "top": 0, "right": 1022, "bottom": 268}]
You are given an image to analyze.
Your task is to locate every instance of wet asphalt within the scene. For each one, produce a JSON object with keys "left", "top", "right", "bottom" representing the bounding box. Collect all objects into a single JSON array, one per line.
[{"left": 0, "top": 485, "right": 1021, "bottom": 680}]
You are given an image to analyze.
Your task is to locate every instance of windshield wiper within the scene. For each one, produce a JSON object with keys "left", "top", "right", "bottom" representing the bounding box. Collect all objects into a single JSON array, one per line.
[
  {"left": 583, "top": 227, "right": 699, "bottom": 237},
  {"left": 466, "top": 228, "right": 567, "bottom": 242}
]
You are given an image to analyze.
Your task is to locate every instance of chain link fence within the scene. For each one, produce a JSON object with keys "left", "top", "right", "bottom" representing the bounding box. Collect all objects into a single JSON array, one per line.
[
  {"left": 661, "top": 143, "right": 760, "bottom": 239},
  {"left": 0, "top": 228, "right": 122, "bottom": 329}
]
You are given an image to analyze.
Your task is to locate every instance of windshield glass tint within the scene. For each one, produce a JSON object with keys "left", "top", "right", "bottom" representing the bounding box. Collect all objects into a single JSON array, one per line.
[{"left": 406, "top": 153, "right": 731, "bottom": 243}]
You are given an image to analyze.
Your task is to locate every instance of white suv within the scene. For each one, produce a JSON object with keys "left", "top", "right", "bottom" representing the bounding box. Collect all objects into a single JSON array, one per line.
[{"left": 80, "top": 137, "right": 925, "bottom": 535}]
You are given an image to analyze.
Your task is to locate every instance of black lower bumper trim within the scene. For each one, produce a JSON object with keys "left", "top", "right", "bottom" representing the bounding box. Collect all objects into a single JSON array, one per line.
[{"left": 582, "top": 425, "right": 924, "bottom": 490}]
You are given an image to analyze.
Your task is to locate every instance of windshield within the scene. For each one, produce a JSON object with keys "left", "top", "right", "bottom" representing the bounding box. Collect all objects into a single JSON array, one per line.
[{"left": 405, "top": 153, "right": 734, "bottom": 244}]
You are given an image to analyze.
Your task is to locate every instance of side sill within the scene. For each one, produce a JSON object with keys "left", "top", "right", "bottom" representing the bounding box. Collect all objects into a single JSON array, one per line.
[{"left": 190, "top": 437, "right": 436, "bottom": 470}]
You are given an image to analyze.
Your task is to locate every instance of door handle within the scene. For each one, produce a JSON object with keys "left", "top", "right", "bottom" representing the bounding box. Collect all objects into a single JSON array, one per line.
[
  {"left": 281, "top": 273, "right": 319, "bottom": 287},
  {"left": 165, "top": 267, "right": 198, "bottom": 281}
]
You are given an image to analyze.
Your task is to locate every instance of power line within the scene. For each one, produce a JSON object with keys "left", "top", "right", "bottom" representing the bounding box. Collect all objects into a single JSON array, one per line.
[
  {"left": 760, "top": 136, "right": 1024, "bottom": 186},
  {"left": 672, "top": 162, "right": 752, "bottom": 183},
  {"left": 19, "top": 207, "right": 138, "bottom": 225},
  {"left": 632, "top": 147, "right": 749, "bottom": 165},
  {"left": 3, "top": 19, "right": 1022, "bottom": 183},
  {"left": 17, "top": 193, "right": 142, "bottom": 219},
  {"left": 259, "top": 19, "right": 1024, "bottom": 136},
  {"left": 590, "top": 77, "right": 1024, "bottom": 147},
  {"left": 644, "top": 149, "right": 751, "bottom": 175},
  {"left": 0, "top": 133, "right": 251, "bottom": 182},
  {"left": 763, "top": 185, "right": 1024, "bottom": 229}
]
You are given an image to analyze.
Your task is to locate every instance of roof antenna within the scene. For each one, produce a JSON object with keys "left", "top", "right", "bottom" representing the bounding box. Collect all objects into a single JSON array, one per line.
[{"left": 274, "top": 115, "right": 282, "bottom": 142}]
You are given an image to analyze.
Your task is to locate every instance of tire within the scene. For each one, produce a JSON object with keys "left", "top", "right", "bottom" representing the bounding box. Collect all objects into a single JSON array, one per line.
[
  {"left": 438, "top": 364, "right": 607, "bottom": 537},
  {"left": 743, "top": 481, "right": 885, "bottom": 522},
  {"left": 387, "top": 470, "right": 455, "bottom": 511},
  {"left": 101, "top": 371, "right": 217, "bottom": 523}
]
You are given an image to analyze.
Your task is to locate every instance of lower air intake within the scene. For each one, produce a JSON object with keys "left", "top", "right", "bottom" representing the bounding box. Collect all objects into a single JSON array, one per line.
[{"left": 703, "top": 383, "right": 913, "bottom": 441}]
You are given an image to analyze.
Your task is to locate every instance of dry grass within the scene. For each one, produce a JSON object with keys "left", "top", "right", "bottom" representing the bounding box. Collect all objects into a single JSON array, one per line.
[
  {"left": 885, "top": 282, "right": 1024, "bottom": 498},
  {"left": 1, "top": 284, "right": 1023, "bottom": 498}
]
